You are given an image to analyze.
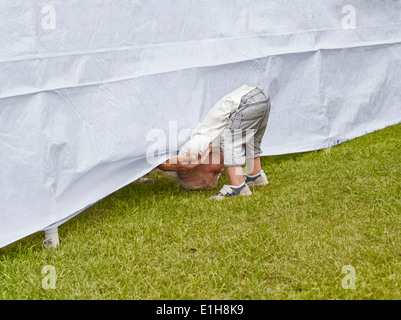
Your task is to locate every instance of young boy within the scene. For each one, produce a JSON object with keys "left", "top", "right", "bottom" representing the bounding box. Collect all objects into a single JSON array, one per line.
[{"left": 158, "top": 84, "right": 271, "bottom": 200}]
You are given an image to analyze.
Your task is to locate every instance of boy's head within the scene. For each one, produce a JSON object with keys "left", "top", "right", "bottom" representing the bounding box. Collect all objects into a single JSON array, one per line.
[{"left": 176, "top": 151, "right": 224, "bottom": 190}]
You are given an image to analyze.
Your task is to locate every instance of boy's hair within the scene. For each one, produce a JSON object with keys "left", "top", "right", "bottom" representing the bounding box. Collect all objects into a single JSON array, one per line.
[{"left": 168, "top": 168, "right": 218, "bottom": 190}]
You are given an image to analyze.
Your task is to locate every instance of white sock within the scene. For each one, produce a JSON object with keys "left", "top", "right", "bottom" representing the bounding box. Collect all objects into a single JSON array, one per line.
[
  {"left": 246, "top": 170, "right": 262, "bottom": 178},
  {"left": 231, "top": 182, "right": 246, "bottom": 189}
]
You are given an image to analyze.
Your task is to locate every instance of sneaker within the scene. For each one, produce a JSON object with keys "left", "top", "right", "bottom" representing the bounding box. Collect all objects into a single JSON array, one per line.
[
  {"left": 209, "top": 183, "right": 252, "bottom": 200},
  {"left": 245, "top": 170, "right": 269, "bottom": 187}
]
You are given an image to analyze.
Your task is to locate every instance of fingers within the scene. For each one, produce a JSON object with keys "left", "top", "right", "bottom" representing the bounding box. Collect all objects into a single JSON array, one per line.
[
  {"left": 200, "top": 147, "right": 212, "bottom": 164},
  {"left": 177, "top": 146, "right": 212, "bottom": 166}
]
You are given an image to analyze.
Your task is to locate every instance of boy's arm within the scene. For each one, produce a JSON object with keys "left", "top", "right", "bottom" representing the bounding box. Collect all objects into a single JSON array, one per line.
[
  {"left": 179, "top": 85, "right": 253, "bottom": 157},
  {"left": 179, "top": 96, "right": 236, "bottom": 157},
  {"left": 157, "top": 156, "right": 191, "bottom": 172},
  {"left": 158, "top": 148, "right": 212, "bottom": 172}
]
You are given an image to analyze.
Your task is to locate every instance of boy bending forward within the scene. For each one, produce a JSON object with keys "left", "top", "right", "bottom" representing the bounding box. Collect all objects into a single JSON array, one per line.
[{"left": 158, "top": 84, "right": 271, "bottom": 200}]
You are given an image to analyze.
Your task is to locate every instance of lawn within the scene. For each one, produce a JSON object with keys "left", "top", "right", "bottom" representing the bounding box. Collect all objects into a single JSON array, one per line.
[{"left": 1, "top": 123, "right": 400, "bottom": 300}]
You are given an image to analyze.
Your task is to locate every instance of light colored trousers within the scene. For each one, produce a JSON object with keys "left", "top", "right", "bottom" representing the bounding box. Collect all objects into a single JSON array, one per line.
[{"left": 221, "top": 87, "right": 271, "bottom": 167}]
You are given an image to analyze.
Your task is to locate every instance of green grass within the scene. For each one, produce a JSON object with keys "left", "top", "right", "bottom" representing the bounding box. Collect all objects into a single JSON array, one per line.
[{"left": 1, "top": 123, "right": 401, "bottom": 300}]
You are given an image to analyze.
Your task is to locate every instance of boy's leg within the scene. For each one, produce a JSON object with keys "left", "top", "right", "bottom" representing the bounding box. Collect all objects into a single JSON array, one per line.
[
  {"left": 222, "top": 121, "right": 247, "bottom": 186},
  {"left": 243, "top": 119, "right": 269, "bottom": 187},
  {"left": 212, "top": 128, "right": 251, "bottom": 199},
  {"left": 227, "top": 166, "right": 245, "bottom": 186},
  {"left": 210, "top": 165, "right": 252, "bottom": 200},
  {"left": 213, "top": 88, "right": 270, "bottom": 199},
  {"left": 242, "top": 92, "right": 270, "bottom": 186},
  {"left": 246, "top": 157, "right": 262, "bottom": 176},
  {"left": 245, "top": 93, "right": 270, "bottom": 177}
]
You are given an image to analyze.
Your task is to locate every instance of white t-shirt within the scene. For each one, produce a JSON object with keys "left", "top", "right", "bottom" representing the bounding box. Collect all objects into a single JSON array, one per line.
[{"left": 179, "top": 84, "right": 256, "bottom": 156}]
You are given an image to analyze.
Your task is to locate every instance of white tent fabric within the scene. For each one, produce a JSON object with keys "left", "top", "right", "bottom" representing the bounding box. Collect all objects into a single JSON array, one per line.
[{"left": 1, "top": 0, "right": 401, "bottom": 248}]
